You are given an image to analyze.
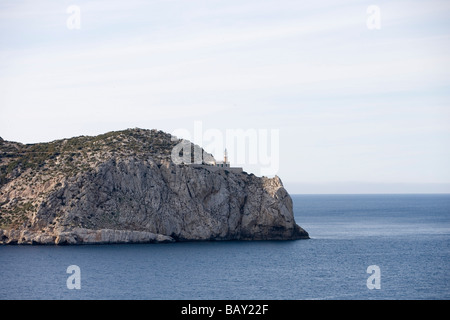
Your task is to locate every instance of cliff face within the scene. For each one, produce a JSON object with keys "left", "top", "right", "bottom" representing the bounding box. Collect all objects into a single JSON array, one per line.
[{"left": 0, "top": 129, "right": 309, "bottom": 244}]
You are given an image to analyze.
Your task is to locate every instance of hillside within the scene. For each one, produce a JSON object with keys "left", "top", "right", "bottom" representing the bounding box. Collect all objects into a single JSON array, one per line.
[{"left": 0, "top": 128, "right": 308, "bottom": 244}]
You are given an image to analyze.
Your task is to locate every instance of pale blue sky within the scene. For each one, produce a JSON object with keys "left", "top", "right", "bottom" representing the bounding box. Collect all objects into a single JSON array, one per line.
[{"left": 1, "top": 0, "right": 449, "bottom": 193}]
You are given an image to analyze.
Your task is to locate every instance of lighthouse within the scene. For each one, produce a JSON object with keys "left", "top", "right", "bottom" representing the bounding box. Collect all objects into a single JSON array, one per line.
[
  {"left": 223, "top": 148, "right": 228, "bottom": 164},
  {"left": 215, "top": 149, "right": 230, "bottom": 168}
]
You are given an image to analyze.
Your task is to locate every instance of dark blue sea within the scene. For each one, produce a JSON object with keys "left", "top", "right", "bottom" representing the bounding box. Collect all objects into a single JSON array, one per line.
[{"left": 1, "top": 194, "right": 449, "bottom": 300}]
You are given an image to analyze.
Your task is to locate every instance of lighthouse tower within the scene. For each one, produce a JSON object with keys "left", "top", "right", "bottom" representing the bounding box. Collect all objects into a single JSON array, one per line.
[
  {"left": 223, "top": 148, "right": 228, "bottom": 164},
  {"left": 215, "top": 149, "right": 230, "bottom": 168}
]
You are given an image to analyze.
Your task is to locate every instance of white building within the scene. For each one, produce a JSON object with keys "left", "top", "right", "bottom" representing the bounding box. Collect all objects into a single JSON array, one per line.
[{"left": 214, "top": 149, "right": 230, "bottom": 168}]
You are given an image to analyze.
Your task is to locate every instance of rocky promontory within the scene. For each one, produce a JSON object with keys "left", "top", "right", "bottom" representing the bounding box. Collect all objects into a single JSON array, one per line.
[{"left": 0, "top": 128, "right": 309, "bottom": 244}]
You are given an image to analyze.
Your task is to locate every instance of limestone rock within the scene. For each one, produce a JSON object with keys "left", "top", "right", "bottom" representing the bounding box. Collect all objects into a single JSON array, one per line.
[{"left": 0, "top": 128, "right": 309, "bottom": 244}]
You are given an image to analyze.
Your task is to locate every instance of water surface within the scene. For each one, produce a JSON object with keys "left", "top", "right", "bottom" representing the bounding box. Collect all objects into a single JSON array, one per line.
[{"left": 1, "top": 194, "right": 449, "bottom": 299}]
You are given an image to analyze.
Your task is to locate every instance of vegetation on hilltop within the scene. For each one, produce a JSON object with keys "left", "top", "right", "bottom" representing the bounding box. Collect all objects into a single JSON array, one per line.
[
  {"left": 0, "top": 128, "right": 180, "bottom": 228},
  {"left": 0, "top": 128, "right": 178, "bottom": 188}
]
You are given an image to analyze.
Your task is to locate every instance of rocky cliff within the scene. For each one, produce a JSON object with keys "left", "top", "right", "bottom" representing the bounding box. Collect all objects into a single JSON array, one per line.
[{"left": 0, "top": 128, "right": 309, "bottom": 244}]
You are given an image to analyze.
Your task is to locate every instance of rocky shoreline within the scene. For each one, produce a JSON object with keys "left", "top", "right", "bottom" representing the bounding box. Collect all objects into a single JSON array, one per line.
[{"left": 0, "top": 129, "right": 309, "bottom": 245}]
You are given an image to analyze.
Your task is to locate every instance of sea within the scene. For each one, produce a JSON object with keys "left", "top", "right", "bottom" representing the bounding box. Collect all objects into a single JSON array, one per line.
[{"left": 0, "top": 194, "right": 449, "bottom": 300}]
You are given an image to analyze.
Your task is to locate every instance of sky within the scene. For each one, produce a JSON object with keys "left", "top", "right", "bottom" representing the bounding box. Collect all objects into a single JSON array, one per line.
[{"left": 0, "top": 0, "right": 449, "bottom": 193}]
